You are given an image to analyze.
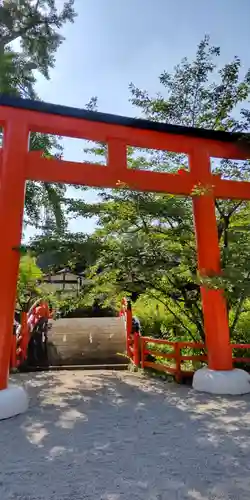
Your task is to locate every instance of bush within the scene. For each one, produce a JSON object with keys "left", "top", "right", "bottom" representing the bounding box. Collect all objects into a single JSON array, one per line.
[
  {"left": 17, "top": 255, "right": 43, "bottom": 311},
  {"left": 132, "top": 294, "right": 196, "bottom": 341},
  {"left": 57, "top": 294, "right": 117, "bottom": 318},
  {"left": 133, "top": 296, "right": 170, "bottom": 337}
]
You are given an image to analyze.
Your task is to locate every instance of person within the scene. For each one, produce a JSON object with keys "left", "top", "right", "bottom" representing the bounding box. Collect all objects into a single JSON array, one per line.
[
  {"left": 27, "top": 300, "right": 50, "bottom": 366},
  {"left": 29, "top": 301, "right": 49, "bottom": 336},
  {"left": 119, "top": 297, "right": 127, "bottom": 317},
  {"left": 11, "top": 313, "right": 22, "bottom": 368},
  {"left": 27, "top": 310, "right": 35, "bottom": 333},
  {"left": 13, "top": 312, "right": 22, "bottom": 343},
  {"left": 132, "top": 315, "right": 141, "bottom": 334},
  {"left": 13, "top": 319, "right": 22, "bottom": 338}
]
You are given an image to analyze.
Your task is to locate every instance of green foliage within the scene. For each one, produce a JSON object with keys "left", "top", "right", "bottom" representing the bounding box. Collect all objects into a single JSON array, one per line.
[
  {"left": 129, "top": 35, "right": 250, "bottom": 131},
  {"left": 30, "top": 232, "right": 102, "bottom": 273},
  {"left": 133, "top": 296, "right": 180, "bottom": 339},
  {"left": 0, "top": 47, "right": 36, "bottom": 97},
  {"left": 56, "top": 292, "right": 117, "bottom": 318},
  {"left": 0, "top": 0, "right": 76, "bottom": 230},
  {"left": 17, "top": 255, "right": 43, "bottom": 310},
  {"left": 16, "top": 254, "right": 62, "bottom": 312},
  {"left": 0, "top": 0, "right": 76, "bottom": 78}
]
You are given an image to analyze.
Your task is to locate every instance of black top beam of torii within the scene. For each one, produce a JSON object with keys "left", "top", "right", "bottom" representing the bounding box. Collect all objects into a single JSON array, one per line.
[{"left": 0, "top": 94, "right": 249, "bottom": 145}]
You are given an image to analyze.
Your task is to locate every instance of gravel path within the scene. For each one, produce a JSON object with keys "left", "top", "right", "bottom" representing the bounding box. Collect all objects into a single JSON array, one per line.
[{"left": 1, "top": 370, "right": 250, "bottom": 500}]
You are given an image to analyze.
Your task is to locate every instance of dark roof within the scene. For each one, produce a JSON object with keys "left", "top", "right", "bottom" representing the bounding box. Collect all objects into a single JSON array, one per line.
[
  {"left": 56, "top": 268, "right": 70, "bottom": 274},
  {"left": 56, "top": 268, "right": 79, "bottom": 275},
  {"left": 0, "top": 94, "right": 248, "bottom": 144}
]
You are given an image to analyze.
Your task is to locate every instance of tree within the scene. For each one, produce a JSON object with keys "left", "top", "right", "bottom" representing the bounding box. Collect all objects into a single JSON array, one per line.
[
  {"left": 67, "top": 36, "right": 250, "bottom": 342},
  {"left": 30, "top": 231, "right": 102, "bottom": 273},
  {"left": 0, "top": 0, "right": 76, "bottom": 77},
  {"left": 17, "top": 254, "right": 43, "bottom": 311},
  {"left": 0, "top": 0, "right": 76, "bottom": 229}
]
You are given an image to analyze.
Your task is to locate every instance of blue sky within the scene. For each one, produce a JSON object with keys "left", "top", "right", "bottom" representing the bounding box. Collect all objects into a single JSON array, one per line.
[{"left": 26, "top": 0, "right": 250, "bottom": 240}]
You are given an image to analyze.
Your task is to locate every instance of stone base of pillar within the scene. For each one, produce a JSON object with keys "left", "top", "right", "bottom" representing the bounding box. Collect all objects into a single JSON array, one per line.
[
  {"left": 193, "top": 367, "right": 250, "bottom": 395},
  {"left": 0, "top": 384, "right": 28, "bottom": 420}
]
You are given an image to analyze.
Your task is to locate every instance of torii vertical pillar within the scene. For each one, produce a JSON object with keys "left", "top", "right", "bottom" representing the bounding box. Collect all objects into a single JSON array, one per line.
[
  {"left": 0, "top": 120, "right": 28, "bottom": 419},
  {"left": 190, "top": 148, "right": 250, "bottom": 394}
]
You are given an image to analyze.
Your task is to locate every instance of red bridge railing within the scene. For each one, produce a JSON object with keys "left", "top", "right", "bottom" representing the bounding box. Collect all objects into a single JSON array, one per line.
[
  {"left": 136, "top": 336, "right": 250, "bottom": 380},
  {"left": 140, "top": 338, "right": 206, "bottom": 382},
  {"left": 10, "top": 311, "right": 29, "bottom": 370},
  {"left": 10, "top": 301, "right": 53, "bottom": 370},
  {"left": 121, "top": 298, "right": 250, "bottom": 380}
]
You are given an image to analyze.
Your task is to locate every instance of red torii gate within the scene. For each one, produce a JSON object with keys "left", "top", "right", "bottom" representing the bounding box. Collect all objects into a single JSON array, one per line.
[{"left": 0, "top": 95, "right": 249, "bottom": 414}]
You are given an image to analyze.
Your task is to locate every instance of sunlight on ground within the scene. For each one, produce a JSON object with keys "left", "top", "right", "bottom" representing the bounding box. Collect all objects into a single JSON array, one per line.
[{"left": 1, "top": 370, "right": 250, "bottom": 499}]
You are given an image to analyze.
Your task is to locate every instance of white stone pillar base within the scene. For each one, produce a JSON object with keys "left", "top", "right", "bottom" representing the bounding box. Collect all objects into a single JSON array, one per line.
[
  {"left": 0, "top": 384, "right": 28, "bottom": 420},
  {"left": 193, "top": 367, "right": 250, "bottom": 395}
]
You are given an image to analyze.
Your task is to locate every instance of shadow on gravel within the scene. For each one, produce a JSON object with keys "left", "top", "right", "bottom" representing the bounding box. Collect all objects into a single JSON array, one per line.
[{"left": 1, "top": 370, "right": 250, "bottom": 499}]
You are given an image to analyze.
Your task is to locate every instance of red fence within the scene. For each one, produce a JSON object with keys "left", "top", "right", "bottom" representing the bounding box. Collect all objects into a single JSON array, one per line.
[
  {"left": 141, "top": 337, "right": 206, "bottom": 382},
  {"left": 130, "top": 335, "right": 250, "bottom": 380},
  {"left": 121, "top": 298, "right": 250, "bottom": 381}
]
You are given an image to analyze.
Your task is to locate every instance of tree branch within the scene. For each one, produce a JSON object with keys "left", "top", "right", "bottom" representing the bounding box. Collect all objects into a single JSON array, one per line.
[
  {"left": 230, "top": 271, "right": 250, "bottom": 336},
  {"left": 147, "top": 290, "right": 200, "bottom": 342}
]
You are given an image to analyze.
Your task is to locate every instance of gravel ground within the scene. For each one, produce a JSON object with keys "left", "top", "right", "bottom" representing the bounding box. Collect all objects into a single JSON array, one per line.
[{"left": 0, "top": 370, "right": 250, "bottom": 500}]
